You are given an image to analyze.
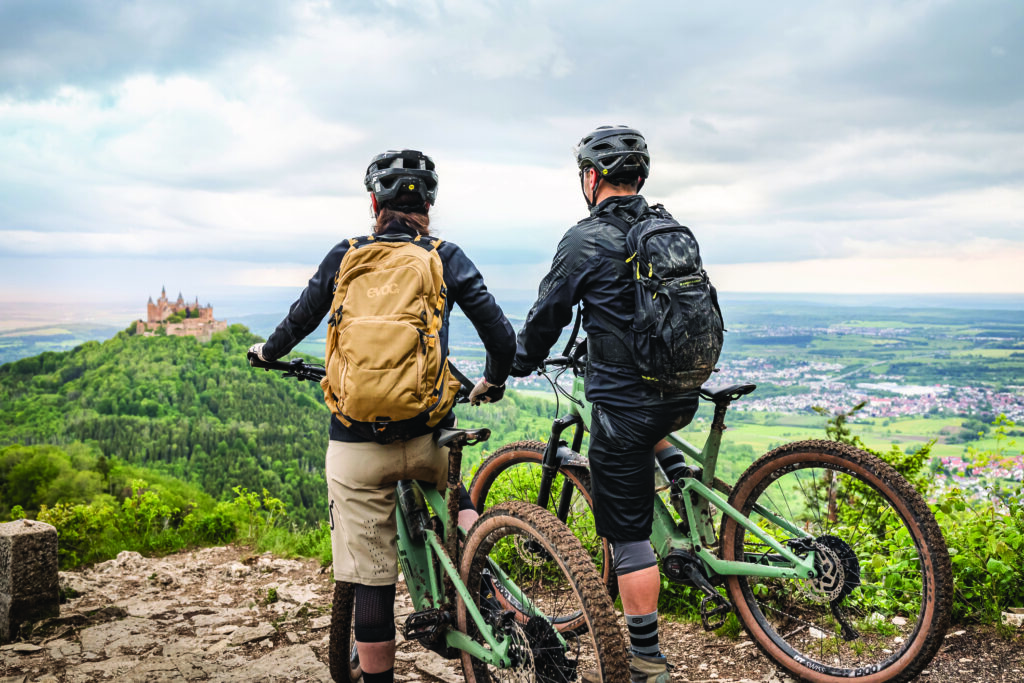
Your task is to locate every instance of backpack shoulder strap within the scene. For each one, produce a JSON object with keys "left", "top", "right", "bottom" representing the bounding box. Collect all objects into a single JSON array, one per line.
[
  {"left": 645, "top": 203, "right": 673, "bottom": 220},
  {"left": 348, "top": 235, "right": 377, "bottom": 250},
  {"left": 594, "top": 211, "right": 632, "bottom": 235},
  {"left": 411, "top": 235, "right": 443, "bottom": 253}
]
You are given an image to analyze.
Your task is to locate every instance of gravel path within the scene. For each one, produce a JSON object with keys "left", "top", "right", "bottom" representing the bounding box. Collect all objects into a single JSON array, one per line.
[{"left": 0, "top": 545, "right": 1019, "bottom": 682}]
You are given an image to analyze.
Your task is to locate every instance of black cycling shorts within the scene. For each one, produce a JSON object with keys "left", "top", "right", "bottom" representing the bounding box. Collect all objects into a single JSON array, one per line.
[{"left": 587, "top": 400, "right": 698, "bottom": 543}]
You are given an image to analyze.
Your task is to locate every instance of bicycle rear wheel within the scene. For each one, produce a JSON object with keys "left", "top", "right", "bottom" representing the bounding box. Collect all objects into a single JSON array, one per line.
[
  {"left": 720, "top": 440, "right": 951, "bottom": 682},
  {"left": 328, "top": 581, "right": 362, "bottom": 683},
  {"left": 458, "top": 501, "right": 629, "bottom": 683},
  {"left": 470, "top": 441, "right": 616, "bottom": 603}
]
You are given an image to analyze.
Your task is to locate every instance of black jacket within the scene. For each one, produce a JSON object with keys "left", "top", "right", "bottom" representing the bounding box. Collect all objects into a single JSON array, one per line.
[
  {"left": 515, "top": 195, "right": 697, "bottom": 409},
  {"left": 264, "top": 220, "right": 516, "bottom": 441}
]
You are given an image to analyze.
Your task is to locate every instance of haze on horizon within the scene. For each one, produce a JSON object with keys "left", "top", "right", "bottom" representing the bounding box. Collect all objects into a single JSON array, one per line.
[{"left": 1, "top": 0, "right": 1022, "bottom": 323}]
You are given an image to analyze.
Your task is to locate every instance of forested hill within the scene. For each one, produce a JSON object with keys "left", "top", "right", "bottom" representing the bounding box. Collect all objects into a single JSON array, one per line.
[
  {"left": 0, "top": 325, "right": 330, "bottom": 523},
  {"left": 0, "top": 324, "right": 558, "bottom": 525}
]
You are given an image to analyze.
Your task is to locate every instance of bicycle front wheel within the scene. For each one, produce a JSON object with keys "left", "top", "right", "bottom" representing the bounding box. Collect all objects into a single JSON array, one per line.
[
  {"left": 720, "top": 440, "right": 951, "bottom": 682},
  {"left": 328, "top": 581, "right": 362, "bottom": 683},
  {"left": 458, "top": 501, "right": 629, "bottom": 683},
  {"left": 470, "top": 441, "right": 616, "bottom": 603}
]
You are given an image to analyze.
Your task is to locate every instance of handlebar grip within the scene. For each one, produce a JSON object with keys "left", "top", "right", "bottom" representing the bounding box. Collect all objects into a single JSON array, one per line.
[
  {"left": 248, "top": 354, "right": 289, "bottom": 371},
  {"left": 543, "top": 356, "right": 572, "bottom": 369}
]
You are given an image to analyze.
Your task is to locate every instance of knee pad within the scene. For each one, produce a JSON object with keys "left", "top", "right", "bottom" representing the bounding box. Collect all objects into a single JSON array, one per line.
[
  {"left": 353, "top": 583, "right": 397, "bottom": 642},
  {"left": 611, "top": 540, "right": 657, "bottom": 577}
]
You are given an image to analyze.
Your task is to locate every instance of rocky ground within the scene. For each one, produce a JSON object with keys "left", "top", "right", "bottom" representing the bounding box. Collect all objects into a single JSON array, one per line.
[{"left": 0, "top": 545, "right": 1021, "bottom": 682}]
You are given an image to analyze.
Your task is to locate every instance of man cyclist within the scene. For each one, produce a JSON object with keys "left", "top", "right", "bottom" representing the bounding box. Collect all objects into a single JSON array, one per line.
[
  {"left": 511, "top": 126, "right": 700, "bottom": 683},
  {"left": 250, "top": 149, "right": 515, "bottom": 683}
]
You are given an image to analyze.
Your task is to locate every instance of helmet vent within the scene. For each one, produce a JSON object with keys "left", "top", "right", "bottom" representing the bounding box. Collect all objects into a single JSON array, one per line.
[
  {"left": 592, "top": 142, "right": 614, "bottom": 151},
  {"left": 621, "top": 138, "right": 639, "bottom": 147}
]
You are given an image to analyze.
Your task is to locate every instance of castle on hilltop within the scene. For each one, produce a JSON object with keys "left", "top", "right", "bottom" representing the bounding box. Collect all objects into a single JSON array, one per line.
[{"left": 136, "top": 287, "right": 228, "bottom": 342}]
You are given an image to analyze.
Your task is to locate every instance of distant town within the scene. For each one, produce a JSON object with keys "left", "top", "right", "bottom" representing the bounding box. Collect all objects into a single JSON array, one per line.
[
  {"left": 450, "top": 310, "right": 1024, "bottom": 427},
  {"left": 714, "top": 356, "right": 1024, "bottom": 423}
]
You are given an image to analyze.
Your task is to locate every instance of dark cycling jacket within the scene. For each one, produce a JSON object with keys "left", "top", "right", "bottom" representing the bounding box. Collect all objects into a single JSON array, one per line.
[
  {"left": 263, "top": 220, "right": 516, "bottom": 442},
  {"left": 515, "top": 194, "right": 697, "bottom": 409}
]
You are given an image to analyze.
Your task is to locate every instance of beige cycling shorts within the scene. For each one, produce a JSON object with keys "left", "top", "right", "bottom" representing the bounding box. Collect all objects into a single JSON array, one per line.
[{"left": 325, "top": 434, "right": 449, "bottom": 585}]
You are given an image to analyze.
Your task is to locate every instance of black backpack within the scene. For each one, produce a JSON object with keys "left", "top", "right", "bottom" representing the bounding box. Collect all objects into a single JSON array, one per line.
[{"left": 592, "top": 204, "right": 724, "bottom": 393}]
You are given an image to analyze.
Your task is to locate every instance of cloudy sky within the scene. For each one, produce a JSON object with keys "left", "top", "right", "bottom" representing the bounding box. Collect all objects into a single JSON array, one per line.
[{"left": 1, "top": 0, "right": 1022, "bottom": 324}]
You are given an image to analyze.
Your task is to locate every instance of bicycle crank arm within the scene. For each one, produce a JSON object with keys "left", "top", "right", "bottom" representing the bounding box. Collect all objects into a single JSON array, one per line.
[{"left": 677, "top": 558, "right": 733, "bottom": 631}]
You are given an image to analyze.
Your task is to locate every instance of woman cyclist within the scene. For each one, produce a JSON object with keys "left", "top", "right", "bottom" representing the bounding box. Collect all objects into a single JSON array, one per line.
[{"left": 249, "top": 149, "right": 515, "bottom": 683}]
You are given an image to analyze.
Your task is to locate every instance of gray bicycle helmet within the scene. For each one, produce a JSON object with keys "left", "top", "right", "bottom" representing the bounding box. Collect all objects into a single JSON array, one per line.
[
  {"left": 364, "top": 149, "right": 438, "bottom": 213},
  {"left": 575, "top": 125, "right": 650, "bottom": 193}
]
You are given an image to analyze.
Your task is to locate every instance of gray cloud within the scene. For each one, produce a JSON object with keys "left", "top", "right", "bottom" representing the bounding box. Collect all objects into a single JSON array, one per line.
[
  {"left": 0, "top": 0, "right": 1022, "bottom": 296},
  {"left": 0, "top": 0, "right": 296, "bottom": 96}
]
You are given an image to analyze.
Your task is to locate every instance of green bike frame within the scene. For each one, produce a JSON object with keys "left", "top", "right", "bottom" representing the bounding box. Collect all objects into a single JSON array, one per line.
[
  {"left": 566, "top": 375, "right": 817, "bottom": 582},
  {"left": 394, "top": 482, "right": 514, "bottom": 668}
]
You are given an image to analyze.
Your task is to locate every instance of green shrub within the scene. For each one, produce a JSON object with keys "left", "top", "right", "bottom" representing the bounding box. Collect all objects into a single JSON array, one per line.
[
  {"left": 933, "top": 487, "right": 1024, "bottom": 622},
  {"left": 817, "top": 407, "right": 1024, "bottom": 624}
]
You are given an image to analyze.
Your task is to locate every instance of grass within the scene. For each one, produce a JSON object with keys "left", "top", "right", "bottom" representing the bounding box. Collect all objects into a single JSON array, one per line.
[{"left": 679, "top": 414, "right": 994, "bottom": 467}]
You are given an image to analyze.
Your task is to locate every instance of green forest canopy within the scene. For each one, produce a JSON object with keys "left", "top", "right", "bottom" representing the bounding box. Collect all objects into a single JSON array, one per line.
[{"left": 0, "top": 325, "right": 557, "bottom": 524}]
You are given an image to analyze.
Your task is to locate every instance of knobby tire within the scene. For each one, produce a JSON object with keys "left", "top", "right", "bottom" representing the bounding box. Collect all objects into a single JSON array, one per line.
[
  {"left": 720, "top": 440, "right": 952, "bottom": 683},
  {"left": 458, "top": 501, "right": 630, "bottom": 683},
  {"left": 329, "top": 581, "right": 361, "bottom": 683},
  {"left": 469, "top": 441, "right": 618, "bottom": 603}
]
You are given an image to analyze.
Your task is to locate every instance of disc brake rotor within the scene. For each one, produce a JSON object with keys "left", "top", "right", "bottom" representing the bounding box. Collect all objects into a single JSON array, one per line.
[
  {"left": 800, "top": 543, "right": 845, "bottom": 603},
  {"left": 497, "top": 621, "right": 535, "bottom": 682},
  {"left": 511, "top": 534, "right": 549, "bottom": 567}
]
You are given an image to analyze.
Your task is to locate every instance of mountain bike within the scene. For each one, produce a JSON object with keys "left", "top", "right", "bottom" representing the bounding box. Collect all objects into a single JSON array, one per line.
[
  {"left": 469, "top": 342, "right": 952, "bottom": 683},
  {"left": 248, "top": 355, "right": 629, "bottom": 682}
]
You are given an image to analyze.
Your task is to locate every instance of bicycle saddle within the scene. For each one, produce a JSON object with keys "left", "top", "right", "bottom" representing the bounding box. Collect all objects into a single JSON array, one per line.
[
  {"left": 699, "top": 383, "right": 757, "bottom": 406},
  {"left": 436, "top": 428, "right": 491, "bottom": 449}
]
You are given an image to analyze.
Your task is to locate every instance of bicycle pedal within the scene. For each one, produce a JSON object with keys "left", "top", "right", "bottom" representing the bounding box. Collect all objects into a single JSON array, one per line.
[
  {"left": 403, "top": 608, "right": 450, "bottom": 641},
  {"left": 699, "top": 594, "right": 731, "bottom": 631}
]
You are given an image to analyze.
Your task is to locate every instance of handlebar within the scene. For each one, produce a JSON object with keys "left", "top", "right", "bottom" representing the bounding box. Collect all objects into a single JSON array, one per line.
[
  {"left": 247, "top": 352, "right": 473, "bottom": 403},
  {"left": 248, "top": 353, "right": 326, "bottom": 382},
  {"left": 539, "top": 337, "right": 587, "bottom": 375}
]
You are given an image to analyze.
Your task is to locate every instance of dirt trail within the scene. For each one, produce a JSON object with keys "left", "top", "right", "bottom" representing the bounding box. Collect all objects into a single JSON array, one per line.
[{"left": 0, "top": 545, "right": 1019, "bottom": 682}]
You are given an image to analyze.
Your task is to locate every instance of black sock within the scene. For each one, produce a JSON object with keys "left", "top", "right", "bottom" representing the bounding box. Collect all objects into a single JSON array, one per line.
[
  {"left": 655, "top": 444, "right": 687, "bottom": 482},
  {"left": 363, "top": 668, "right": 394, "bottom": 683}
]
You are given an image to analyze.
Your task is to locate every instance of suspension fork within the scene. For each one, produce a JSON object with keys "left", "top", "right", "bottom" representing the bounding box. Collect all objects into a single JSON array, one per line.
[{"left": 536, "top": 413, "right": 583, "bottom": 521}]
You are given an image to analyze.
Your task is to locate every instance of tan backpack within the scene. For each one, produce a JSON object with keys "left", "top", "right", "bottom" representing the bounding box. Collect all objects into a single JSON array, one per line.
[{"left": 320, "top": 234, "right": 462, "bottom": 442}]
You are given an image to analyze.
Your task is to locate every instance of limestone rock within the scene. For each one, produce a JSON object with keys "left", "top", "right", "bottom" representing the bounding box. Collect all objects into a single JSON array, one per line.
[
  {"left": 277, "top": 583, "right": 320, "bottom": 605},
  {"left": 79, "top": 616, "right": 159, "bottom": 657},
  {"left": 1003, "top": 609, "right": 1024, "bottom": 628},
  {"left": 222, "top": 562, "right": 251, "bottom": 578},
  {"left": 8, "top": 643, "right": 42, "bottom": 653},
  {"left": 414, "top": 651, "right": 461, "bottom": 683},
  {"left": 219, "top": 644, "right": 331, "bottom": 682},
  {"left": 228, "top": 622, "right": 276, "bottom": 646},
  {"left": 94, "top": 551, "right": 146, "bottom": 573}
]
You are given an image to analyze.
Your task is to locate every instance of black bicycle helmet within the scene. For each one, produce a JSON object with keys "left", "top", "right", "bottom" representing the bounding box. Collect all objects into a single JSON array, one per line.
[
  {"left": 575, "top": 125, "right": 650, "bottom": 188},
  {"left": 364, "top": 149, "right": 438, "bottom": 213}
]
